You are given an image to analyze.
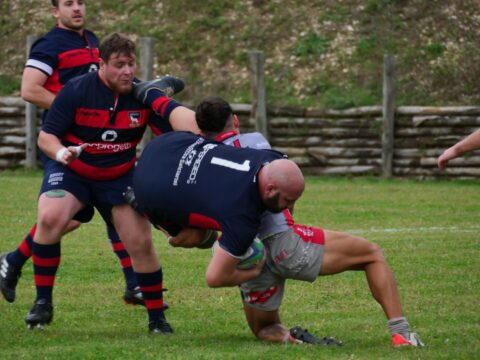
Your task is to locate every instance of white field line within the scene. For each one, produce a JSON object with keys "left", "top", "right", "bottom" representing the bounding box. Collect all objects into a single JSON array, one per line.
[
  {"left": 88, "top": 219, "right": 479, "bottom": 235},
  {"left": 346, "top": 226, "right": 480, "bottom": 234}
]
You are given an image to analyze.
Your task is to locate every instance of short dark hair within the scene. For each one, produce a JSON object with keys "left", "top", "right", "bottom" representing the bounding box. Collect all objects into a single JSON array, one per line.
[
  {"left": 195, "top": 96, "right": 233, "bottom": 133},
  {"left": 51, "top": 0, "right": 58, "bottom": 6},
  {"left": 99, "top": 33, "right": 136, "bottom": 62}
]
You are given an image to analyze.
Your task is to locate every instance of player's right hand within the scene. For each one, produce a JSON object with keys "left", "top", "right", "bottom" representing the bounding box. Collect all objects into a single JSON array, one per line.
[{"left": 56, "top": 143, "right": 89, "bottom": 165}]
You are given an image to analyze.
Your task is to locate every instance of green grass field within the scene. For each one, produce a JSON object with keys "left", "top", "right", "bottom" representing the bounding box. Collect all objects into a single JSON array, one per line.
[{"left": 0, "top": 170, "right": 479, "bottom": 359}]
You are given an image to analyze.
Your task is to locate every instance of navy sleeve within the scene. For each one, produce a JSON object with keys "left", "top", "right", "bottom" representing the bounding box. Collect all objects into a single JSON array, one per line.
[
  {"left": 42, "top": 81, "right": 79, "bottom": 137},
  {"left": 148, "top": 112, "right": 173, "bottom": 136},
  {"left": 26, "top": 37, "right": 58, "bottom": 76},
  {"left": 218, "top": 215, "right": 260, "bottom": 257}
]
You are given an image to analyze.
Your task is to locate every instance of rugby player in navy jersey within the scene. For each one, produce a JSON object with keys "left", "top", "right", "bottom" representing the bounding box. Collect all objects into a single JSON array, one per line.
[
  {"left": 19, "top": 33, "right": 198, "bottom": 334},
  {"left": 132, "top": 132, "right": 305, "bottom": 287},
  {"left": 191, "top": 96, "right": 423, "bottom": 348},
  {"left": 0, "top": 0, "right": 146, "bottom": 307}
]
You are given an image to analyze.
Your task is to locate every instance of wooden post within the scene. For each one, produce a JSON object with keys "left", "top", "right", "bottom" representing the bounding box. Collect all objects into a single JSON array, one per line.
[
  {"left": 25, "top": 35, "right": 38, "bottom": 169},
  {"left": 249, "top": 51, "right": 269, "bottom": 140},
  {"left": 139, "top": 37, "right": 155, "bottom": 152},
  {"left": 382, "top": 54, "right": 395, "bottom": 177}
]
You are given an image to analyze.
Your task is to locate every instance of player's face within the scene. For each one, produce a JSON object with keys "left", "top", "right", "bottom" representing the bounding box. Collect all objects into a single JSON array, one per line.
[
  {"left": 264, "top": 187, "right": 301, "bottom": 213},
  {"left": 53, "top": 0, "right": 86, "bottom": 32},
  {"left": 100, "top": 52, "right": 137, "bottom": 95}
]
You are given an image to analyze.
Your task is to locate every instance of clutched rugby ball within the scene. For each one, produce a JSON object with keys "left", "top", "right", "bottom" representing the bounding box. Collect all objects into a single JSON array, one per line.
[{"left": 237, "top": 237, "right": 265, "bottom": 270}]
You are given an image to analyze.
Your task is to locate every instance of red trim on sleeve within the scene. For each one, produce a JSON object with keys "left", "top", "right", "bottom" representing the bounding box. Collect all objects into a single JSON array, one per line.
[
  {"left": 188, "top": 213, "right": 222, "bottom": 230},
  {"left": 152, "top": 96, "right": 170, "bottom": 117},
  {"left": 44, "top": 70, "right": 62, "bottom": 95}
]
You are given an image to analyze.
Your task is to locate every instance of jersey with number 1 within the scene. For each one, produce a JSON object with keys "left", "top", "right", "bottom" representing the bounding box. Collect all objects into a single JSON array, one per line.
[
  {"left": 133, "top": 131, "right": 284, "bottom": 256},
  {"left": 215, "top": 131, "right": 292, "bottom": 239}
]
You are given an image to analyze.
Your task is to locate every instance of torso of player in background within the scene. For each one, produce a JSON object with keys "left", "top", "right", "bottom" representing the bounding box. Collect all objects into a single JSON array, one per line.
[
  {"left": 26, "top": 26, "right": 100, "bottom": 121},
  {"left": 216, "top": 132, "right": 292, "bottom": 239}
]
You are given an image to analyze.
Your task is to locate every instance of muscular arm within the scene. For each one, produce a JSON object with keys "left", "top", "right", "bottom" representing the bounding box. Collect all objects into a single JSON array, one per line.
[
  {"left": 205, "top": 245, "right": 264, "bottom": 287},
  {"left": 169, "top": 106, "right": 200, "bottom": 134},
  {"left": 438, "top": 129, "right": 480, "bottom": 169},
  {"left": 21, "top": 67, "right": 55, "bottom": 109},
  {"left": 38, "top": 130, "right": 86, "bottom": 165}
]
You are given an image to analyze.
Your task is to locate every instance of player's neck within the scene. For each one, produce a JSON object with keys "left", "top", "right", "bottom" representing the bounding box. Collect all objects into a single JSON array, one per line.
[{"left": 57, "top": 23, "right": 85, "bottom": 36}]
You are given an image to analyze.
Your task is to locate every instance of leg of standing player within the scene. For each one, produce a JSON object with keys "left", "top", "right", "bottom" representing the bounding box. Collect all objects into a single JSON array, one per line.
[{"left": 111, "top": 204, "right": 171, "bottom": 333}]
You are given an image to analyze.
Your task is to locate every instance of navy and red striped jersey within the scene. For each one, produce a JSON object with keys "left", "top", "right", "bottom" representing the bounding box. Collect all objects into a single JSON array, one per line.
[
  {"left": 26, "top": 26, "right": 99, "bottom": 96},
  {"left": 133, "top": 131, "right": 285, "bottom": 256},
  {"left": 42, "top": 71, "right": 175, "bottom": 181}
]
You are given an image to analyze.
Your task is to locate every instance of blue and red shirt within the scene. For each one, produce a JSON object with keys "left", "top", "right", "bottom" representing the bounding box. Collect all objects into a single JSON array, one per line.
[
  {"left": 42, "top": 71, "right": 176, "bottom": 181},
  {"left": 26, "top": 26, "right": 99, "bottom": 96},
  {"left": 133, "top": 131, "right": 285, "bottom": 256}
]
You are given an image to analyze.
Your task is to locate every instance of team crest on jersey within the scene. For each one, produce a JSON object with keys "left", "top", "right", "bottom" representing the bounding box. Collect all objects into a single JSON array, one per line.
[
  {"left": 128, "top": 112, "right": 142, "bottom": 127},
  {"left": 101, "top": 130, "right": 118, "bottom": 142}
]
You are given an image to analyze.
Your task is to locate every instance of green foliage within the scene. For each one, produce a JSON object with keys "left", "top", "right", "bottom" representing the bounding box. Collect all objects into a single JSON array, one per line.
[
  {"left": 355, "top": 35, "right": 378, "bottom": 58},
  {"left": 293, "top": 32, "right": 329, "bottom": 57},
  {"left": 424, "top": 42, "right": 445, "bottom": 58},
  {"left": 0, "top": 74, "right": 20, "bottom": 95},
  {"left": 1, "top": 172, "right": 479, "bottom": 359},
  {"left": 366, "top": 0, "right": 397, "bottom": 13},
  {"left": 1, "top": 0, "right": 479, "bottom": 107}
]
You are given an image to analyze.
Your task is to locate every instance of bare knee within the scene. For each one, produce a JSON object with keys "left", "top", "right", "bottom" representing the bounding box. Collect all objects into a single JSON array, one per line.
[
  {"left": 37, "top": 207, "right": 70, "bottom": 234},
  {"left": 366, "top": 241, "right": 386, "bottom": 263}
]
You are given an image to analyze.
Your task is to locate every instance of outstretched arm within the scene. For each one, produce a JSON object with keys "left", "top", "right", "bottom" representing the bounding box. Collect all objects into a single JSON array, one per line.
[
  {"left": 438, "top": 129, "right": 480, "bottom": 170},
  {"left": 205, "top": 244, "right": 264, "bottom": 287}
]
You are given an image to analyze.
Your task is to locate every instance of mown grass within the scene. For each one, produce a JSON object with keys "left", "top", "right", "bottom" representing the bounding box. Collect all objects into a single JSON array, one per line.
[{"left": 0, "top": 171, "right": 479, "bottom": 359}]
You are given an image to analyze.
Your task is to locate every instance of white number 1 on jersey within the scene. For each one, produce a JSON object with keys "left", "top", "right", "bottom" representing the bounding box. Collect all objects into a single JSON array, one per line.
[{"left": 211, "top": 157, "right": 251, "bottom": 171}]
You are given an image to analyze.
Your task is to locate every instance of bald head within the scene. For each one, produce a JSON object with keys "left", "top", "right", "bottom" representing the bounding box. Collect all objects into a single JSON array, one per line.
[{"left": 258, "top": 159, "right": 305, "bottom": 213}]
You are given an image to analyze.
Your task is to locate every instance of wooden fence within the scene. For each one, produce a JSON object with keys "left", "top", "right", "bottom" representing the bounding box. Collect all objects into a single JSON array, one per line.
[
  {"left": 2, "top": 95, "right": 478, "bottom": 179},
  {"left": 234, "top": 104, "right": 480, "bottom": 179}
]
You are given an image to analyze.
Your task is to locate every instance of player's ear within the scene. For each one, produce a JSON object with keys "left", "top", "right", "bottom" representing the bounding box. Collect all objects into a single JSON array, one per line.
[
  {"left": 265, "top": 183, "right": 277, "bottom": 196},
  {"left": 233, "top": 115, "right": 240, "bottom": 130},
  {"left": 99, "top": 58, "right": 106, "bottom": 72}
]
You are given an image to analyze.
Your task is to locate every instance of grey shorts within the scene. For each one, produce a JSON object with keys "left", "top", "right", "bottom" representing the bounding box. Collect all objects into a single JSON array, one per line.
[{"left": 240, "top": 225, "right": 325, "bottom": 311}]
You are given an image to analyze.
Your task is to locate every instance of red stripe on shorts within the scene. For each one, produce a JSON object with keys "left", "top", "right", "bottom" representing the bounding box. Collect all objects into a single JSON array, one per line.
[{"left": 292, "top": 224, "right": 325, "bottom": 245}]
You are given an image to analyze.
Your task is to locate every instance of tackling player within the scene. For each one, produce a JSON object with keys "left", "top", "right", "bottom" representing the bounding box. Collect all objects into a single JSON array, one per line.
[
  {"left": 132, "top": 133, "right": 304, "bottom": 287},
  {"left": 193, "top": 96, "right": 424, "bottom": 348}
]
